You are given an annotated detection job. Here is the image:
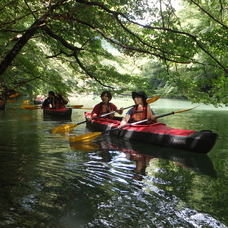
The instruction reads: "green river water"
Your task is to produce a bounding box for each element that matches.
[0,96,227,227]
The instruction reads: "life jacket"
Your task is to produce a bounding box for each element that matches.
[42,97,55,108]
[98,102,115,119]
[129,105,147,122]
[55,98,66,108]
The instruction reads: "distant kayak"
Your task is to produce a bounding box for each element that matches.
[34,98,44,104]
[43,108,72,118]
[9,92,20,99]
[86,114,218,154]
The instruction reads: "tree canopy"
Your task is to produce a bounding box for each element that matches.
[0,0,227,106]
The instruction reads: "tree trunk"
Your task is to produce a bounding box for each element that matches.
[0,0,67,77]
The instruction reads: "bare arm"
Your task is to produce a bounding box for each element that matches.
[147,106,157,122]
[119,113,131,127]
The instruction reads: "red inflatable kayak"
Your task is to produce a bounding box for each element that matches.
[85,114,218,154]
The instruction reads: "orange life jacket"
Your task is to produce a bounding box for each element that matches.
[130,105,147,122]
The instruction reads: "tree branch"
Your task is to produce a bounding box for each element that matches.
[74,54,114,89]
[0,0,17,12]
[75,0,227,72]
[42,26,113,88]
[114,13,193,61]
[42,26,82,53]
[188,0,228,30]
[1,11,38,28]
[121,19,228,73]
[54,14,191,64]
[0,0,68,77]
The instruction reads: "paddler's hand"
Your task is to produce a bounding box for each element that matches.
[86,113,94,121]
[117,107,124,115]
[118,119,127,128]
[148,116,157,124]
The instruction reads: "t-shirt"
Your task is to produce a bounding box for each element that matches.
[91,102,117,117]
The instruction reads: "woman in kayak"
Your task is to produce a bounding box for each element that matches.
[55,93,68,108]
[119,91,157,127]
[91,91,123,119]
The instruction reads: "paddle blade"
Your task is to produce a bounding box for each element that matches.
[70,142,101,152]
[52,123,77,134]
[146,95,160,104]
[7,99,16,103]
[20,104,39,110]
[71,105,83,109]
[69,132,102,143]
[174,106,199,114]
[22,100,30,104]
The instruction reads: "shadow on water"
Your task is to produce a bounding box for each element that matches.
[70,134,217,179]
[43,115,72,122]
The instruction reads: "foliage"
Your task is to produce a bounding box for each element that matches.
[0,0,227,106]
[140,0,228,106]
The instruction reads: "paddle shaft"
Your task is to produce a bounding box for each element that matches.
[102,118,149,134]
[156,112,174,118]
[73,104,138,125]
[100,96,160,118]
[102,110,188,135]
[100,104,134,117]
[71,108,133,126]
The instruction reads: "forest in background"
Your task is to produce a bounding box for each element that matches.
[0,0,227,106]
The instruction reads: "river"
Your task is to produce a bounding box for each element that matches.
[0,96,227,227]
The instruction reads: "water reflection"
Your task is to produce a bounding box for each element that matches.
[1,99,227,227]
[67,136,226,228]
[43,115,72,122]
[70,135,217,180]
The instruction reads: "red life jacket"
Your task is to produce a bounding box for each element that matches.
[97,102,116,119]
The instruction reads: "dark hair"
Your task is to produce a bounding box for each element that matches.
[56,93,63,100]
[101,91,112,100]
[132,91,148,106]
[48,91,55,96]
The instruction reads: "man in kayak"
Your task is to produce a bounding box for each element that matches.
[91,91,123,119]
[42,91,56,109]
[119,91,157,127]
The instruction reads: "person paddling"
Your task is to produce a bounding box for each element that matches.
[119,91,157,127]
[55,93,68,108]
[42,91,56,109]
[91,91,123,119]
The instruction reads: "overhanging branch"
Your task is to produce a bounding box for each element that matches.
[74,54,114,89]
[189,0,228,30]
[43,26,113,89]
[0,0,68,77]
[75,0,228,73]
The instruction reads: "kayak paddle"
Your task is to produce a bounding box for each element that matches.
[22,100,30,104]
[51,95,160,134]
[20,104,40,110]
[69,118,149,143]
[69,106,198,143]
[156,106,199,118]
[70,105,83,109]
